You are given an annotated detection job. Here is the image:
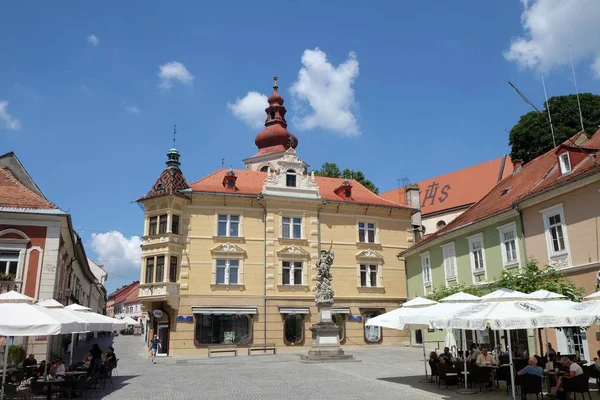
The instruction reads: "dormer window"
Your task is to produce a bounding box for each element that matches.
[223,168,237,189]
[559,153,571,175]
[270,111,276,120]
[227,180,235,188]
[286,169,296,187]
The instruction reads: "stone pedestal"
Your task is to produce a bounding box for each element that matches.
[301,305,355,362]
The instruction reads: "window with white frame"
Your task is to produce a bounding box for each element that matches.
[217,214,240,237]
[544,208,567,255]
[0,251,19,278]
[442,243,457,280]
[282,217,302,239]
[559,153,571,175]
[499,225,519,266]
[282,261,302,285]
[216,259,239,285]
[420,252,431,285]
[360,264,378,287]
[358,222,376,243]
[468,234,486,273]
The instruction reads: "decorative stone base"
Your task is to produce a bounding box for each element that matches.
[301,319,356,363]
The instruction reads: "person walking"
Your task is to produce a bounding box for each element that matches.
[149,334,161,364]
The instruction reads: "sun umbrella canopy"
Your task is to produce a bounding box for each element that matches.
[402,297,438,308]
[480,288,529,301]
[65,304,120,331]
[0,291,62,336]
[37,298,93,333]
[121,316,140,326]
[440,292,481,302]
[584,291,600,301]
[430,299,595,330]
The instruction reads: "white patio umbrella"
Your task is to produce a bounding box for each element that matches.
[0,291,83,399]
[365,297,439,382]
[122,316,139,326]
[430,291,596,400]
[65,304,127,331]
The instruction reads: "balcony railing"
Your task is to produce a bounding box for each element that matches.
[0,280,23,294]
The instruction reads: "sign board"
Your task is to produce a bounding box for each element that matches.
[152,309,163,318]
[133,325,142,336]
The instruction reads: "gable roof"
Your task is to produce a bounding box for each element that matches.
[124,290,139,305]
[0,167,57,210]
[113,281,139,305]
[380,155,513,216]
[402,130,600,256]
[188,168,413,209]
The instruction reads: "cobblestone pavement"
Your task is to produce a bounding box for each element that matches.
[91,335,530,399]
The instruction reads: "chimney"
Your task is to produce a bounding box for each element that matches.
[404,183,422,240]
[512,159,523,176]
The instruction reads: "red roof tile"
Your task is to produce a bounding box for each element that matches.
[405,131,600,253]
[0,168,57,209]
[124,290,139,304]
[189,169,412,209]
[381,156,513,215]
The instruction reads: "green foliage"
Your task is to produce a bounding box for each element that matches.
[0,273,14,281]
[495,259,584,301]
[427,282,487,302]
[7,345,26,365]
[509,93,600,164]
[313,162,379,194]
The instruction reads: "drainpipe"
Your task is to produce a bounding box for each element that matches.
[256,194,267,344]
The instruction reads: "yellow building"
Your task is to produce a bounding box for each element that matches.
[137,80,415,355]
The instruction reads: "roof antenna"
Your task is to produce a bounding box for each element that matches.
[172,124,177,147]
[541,75,556,147]
[569,45,585,133]
[221,157,225,168]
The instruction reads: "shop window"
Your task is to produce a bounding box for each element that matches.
[364,312,382,343]
[195,314,251,344]
[284,314,304,345]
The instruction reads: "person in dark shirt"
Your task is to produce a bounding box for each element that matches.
[149,334,161,364]
[87,344,103,376]
[22,354,37,368]
[104,347,117,368]
[438,347,453,363]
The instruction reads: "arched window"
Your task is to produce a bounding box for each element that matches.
[436,220,446,230]
[260,165,269,172]
[364,311,382,343]
[284,314,304,345]
[286,169,297,187]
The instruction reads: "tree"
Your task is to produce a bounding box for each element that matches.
[509,93,600,164]
[427,282,486,302]
[495,259,584,301]
[313,162,379,194]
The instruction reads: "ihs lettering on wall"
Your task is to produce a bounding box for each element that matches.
[422,181,451,207]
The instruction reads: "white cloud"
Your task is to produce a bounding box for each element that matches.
[227,91,268,128]
[125,104,141,115]
[290,48,360,136]
[0,101,21,131]
[504,0,600,77]
[158,61,194,91]
[87,34,100,47]
[89,231,142,271]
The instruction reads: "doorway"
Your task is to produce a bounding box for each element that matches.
[156,323,169,356]
[415,329,423,345]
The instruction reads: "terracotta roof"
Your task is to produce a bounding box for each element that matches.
[138,149,189,201]
[114,282,139,305]
[189,168,413,209]
[124,290,139,304]
[404,131,600,254]
[380,156,513,215]
[0,167,57,209]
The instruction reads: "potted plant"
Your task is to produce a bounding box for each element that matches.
[7,345,26,366]
[0,273,15,281]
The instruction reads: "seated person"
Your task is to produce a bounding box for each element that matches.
[517,357,543,377]
[429,351,439,362]
[438,347,453,363]
[54,358,65,378]
[554,356,583,393]
[34,360,46,377]
[467,344,481,364]
[476,347,496,366]
[104,347,117,368]
[518,344,528,359]
[22,354,37,368]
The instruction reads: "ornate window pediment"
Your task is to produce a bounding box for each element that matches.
[356,249,383,261]
[211,243,246,257]
[277,245,310,259]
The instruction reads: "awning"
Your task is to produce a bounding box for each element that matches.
[279,307,310,314]
[191,307,257,315]
[332,308,351,314]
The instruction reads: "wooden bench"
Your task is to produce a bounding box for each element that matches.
[207,344,238,357]
[247,343,277,356]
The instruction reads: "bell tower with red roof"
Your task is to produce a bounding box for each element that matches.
[243,77,306,172]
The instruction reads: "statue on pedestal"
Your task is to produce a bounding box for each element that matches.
[314,248,335,306]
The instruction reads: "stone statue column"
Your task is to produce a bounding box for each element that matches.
[302,248,354,362]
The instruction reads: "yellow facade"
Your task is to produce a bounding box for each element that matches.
[138,192,414,355]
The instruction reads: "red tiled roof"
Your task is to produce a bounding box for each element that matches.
[0,168,57,209]
[189,169,413,209]
[404,131,600,253]
[380,156,513,215]
[114,283,138,305]
[124,290,139,304]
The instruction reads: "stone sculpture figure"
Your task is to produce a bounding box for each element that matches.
[314,248,335,305]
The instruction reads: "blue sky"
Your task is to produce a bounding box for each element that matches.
[2,0,599,292]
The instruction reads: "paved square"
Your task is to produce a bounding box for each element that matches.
[92,335,525,399]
